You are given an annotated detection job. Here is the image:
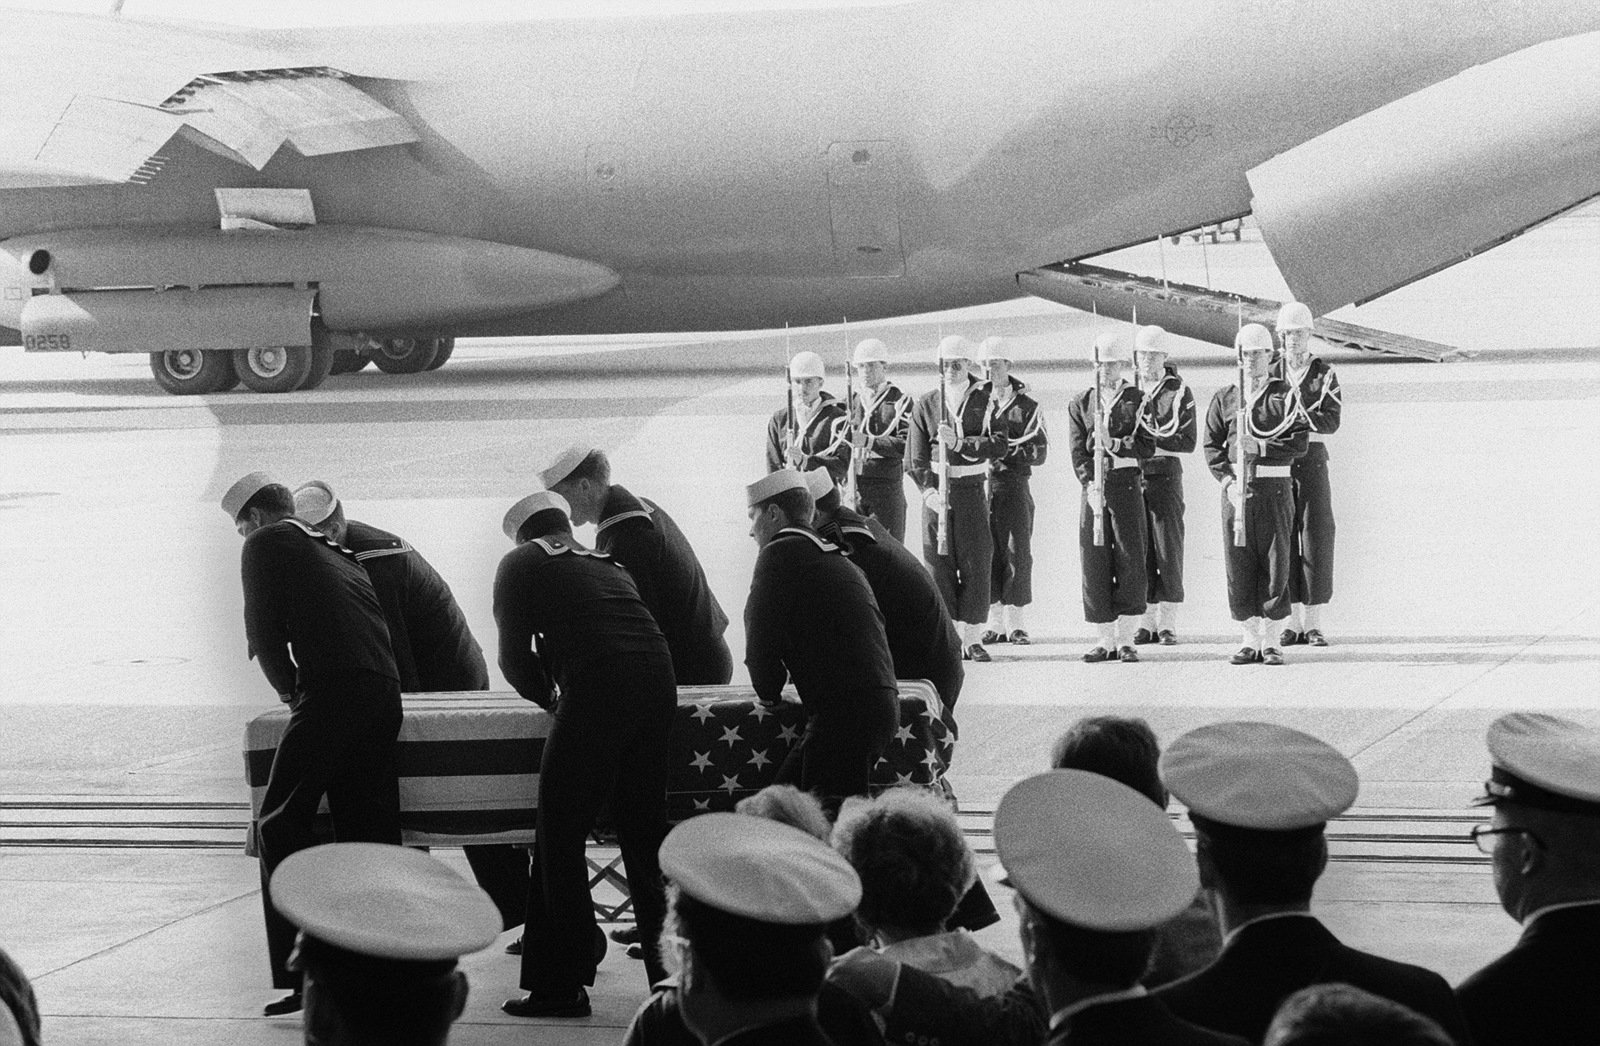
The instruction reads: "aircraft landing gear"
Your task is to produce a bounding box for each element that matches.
[233,345,334,393]
[372,337,440,374]
[148,349,239,395]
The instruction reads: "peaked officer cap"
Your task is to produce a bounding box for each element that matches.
[661,813,860,924]
[995,770,1198,931]
[851,338,889,366]
[1474,713,1600,815]
[221,471,282,520]
[537,444,594,489]
[788,351,826,380]
[292,480,339,526]
[1161,721,1358,831]
[747,469,808,507]
[271,843,500,962]
[502,490,571,540]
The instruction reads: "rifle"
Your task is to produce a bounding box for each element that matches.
[1091,349,1108,547]
[845,335,862,509]
[785,326,799,469]
[1233,342,1250,547]
[936,353,951,556]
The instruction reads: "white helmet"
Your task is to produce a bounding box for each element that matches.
[976,336,1012,364]
[937,335,976,363]
[1092,331,1131,364]
[851,338,889,366]
[1235,323,1276,354]
[788,350,826,380]
[1133,325,1171,357]
[1276,301,1314,333]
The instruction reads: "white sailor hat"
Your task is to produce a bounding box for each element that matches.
[1235,323,1276,354]
[975,336,1012,364]
[270,843,500,962]
[937,335,975,363]
[660,813,860,924]
[537,444,593,489]
[788,351,826,380]
[803,467,835,502]
[1092,331,1132,364]
[995,770,1197,931]
[747,469,808,508]
[851,338,889,366]
[1161,721,1358,831]
[292,480,339,526]
[1134,325,1173,357]
[1474,713,1600,815]
[502,490,571,540]
[221,471,281,520]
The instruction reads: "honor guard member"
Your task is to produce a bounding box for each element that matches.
[292,481,527,932]
[744,470,899,813]
[766,349,852,485]
[1156,722,1469,1045]
[222,472,403,1019]
[977,336,1048,647]
[269,843,500,1046]
[1458,713,1600,1046]
[1131,326,1196,646]
[905,335,1006,661]
[1067,332,1152,663]
[1203,324,1308,666]
[655,814,864,1046]
[537,445,734,685]
[494,491,677,1017]
[1275,302,1341,647]
[847,337,913,542]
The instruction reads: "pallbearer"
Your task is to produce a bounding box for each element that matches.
[765,349,851,484]
[1203,324,1309,666]
[1132,325,1196,646]
[976,336,1048,647]
[905,335,1005,662]
[1276,301,1341,648]
[1067,332,1151,663]
[847,337,913,542]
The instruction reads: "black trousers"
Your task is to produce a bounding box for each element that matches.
[920,478,992,625]
[988,475,1035,607]
[1289,442,1335,606]
[1221,476,1296,622]
[257,671,402,989]
[1079,469,1149,624]
[856,473,907,545]
[1142,458,1186,604]
[520,654,676,993]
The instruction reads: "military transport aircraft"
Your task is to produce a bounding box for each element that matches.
[1,0,1597,393]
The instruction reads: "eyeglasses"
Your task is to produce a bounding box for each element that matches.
[1469,824,1543,855]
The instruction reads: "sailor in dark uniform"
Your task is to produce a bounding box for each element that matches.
[1155,722,1469,1045]
[1458,713,1600,1046]
[1131,326,1196,647]
[291,481,527,930]
[846,337,912,543]
[1067,332,1151,663]
[905,336,1005,661]
[537,445,733,685]
[222,471,402,1018]
[1275,301,1342,648]
[1203,324,1309,666]
[976,336,1048,648]
[744,470,898,813]
[494,491,677,1018]
[766,350,852,485]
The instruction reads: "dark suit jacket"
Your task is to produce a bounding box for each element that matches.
[1457,902,1600,1046]
[1155,915,1470,1044]
[1045,993,1249,1046]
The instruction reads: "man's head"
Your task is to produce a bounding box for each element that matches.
[788,351,826,406]
[1091,332,1132,391]
[976,336,1013,389]
[937,335,974,388]
[222,472,294,537]
[745,470,812,546]
[293,480,348,545]
[1265,983,1454,1046]
[1235,324,1276,385]
[851,338,889,388]
[1161,722,1358,910]
[1050,715,1166,808]
[996,771,1198,1001]
[538,445,611,525]
[1133,325,1173,385]
[1472,713,1600,921]
[1276,301,1316,371]
[501,491,573,545]
[271,843,500,1046]
[659,813,861,1041]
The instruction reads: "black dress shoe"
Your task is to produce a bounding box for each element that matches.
[1118,645,1140,663]
[1261,647,1285,666]
[1229,646,1262,665]
[1132,627,1158,645]
[1305,628,1328,647]
[1082,646,1113,663]
[263,992,303,1017]
[1008,629,1031,646]
[609,924,641,945]
[502,988,591,1019]
[966,644,991,663]
[1158,629,1178,646]
[505,934,523,955]
[980,629,1006,644]
[1279,628,1304,646]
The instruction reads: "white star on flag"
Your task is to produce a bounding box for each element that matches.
[748,749,771,770]
[894,771,917,786]
[690,751,714,772]
[693,798,712,812]
[894,723,916,744]
[919,702,940,721]
[719,725,743,747]
[690,703,717,722]
[777,723,800,743]
[922,748,943,771]
[718,773,742,794]
[747,703,772,722]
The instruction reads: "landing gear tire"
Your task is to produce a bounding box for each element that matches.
[297,343,336,391]
[235,345,314,393]
[330,350,369,376]
[372,337,440,374]
[149,349,238,395]
[423,337,455,371]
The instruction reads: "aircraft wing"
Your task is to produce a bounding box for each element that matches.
[1249,30,1600,315]
[0,10,416,188]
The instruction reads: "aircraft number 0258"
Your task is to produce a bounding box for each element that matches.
[23,333,71,351]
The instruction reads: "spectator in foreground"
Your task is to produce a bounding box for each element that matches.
[0,944,40,1046]
[1265,983,1453,1046]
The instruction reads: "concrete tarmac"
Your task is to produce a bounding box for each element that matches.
[3,218,1599,1043]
